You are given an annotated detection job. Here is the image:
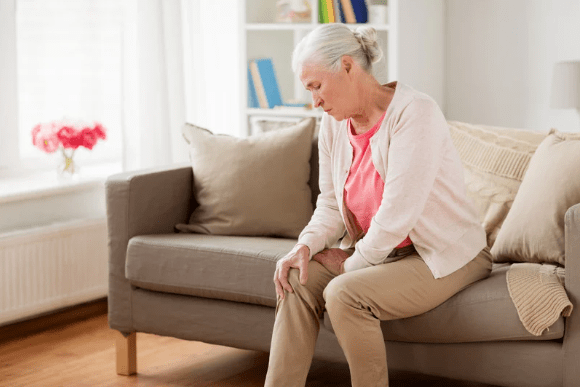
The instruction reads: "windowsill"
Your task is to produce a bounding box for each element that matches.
[0,161,123,204]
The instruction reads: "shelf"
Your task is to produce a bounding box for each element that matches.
[246,23,389,32]
[246,23,317,31]
[247,108,323,118]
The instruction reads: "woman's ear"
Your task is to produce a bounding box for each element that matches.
[342,55,353,73]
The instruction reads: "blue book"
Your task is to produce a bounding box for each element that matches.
[254,58,283,108]
[351,0,368,23]
[284,102,309,107]
[337,0,346,23]
[253,58,309,108]
[247,67,259,108]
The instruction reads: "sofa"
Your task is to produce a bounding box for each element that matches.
[106,119,580,387]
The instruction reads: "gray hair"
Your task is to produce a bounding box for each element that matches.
[292,24,383,75]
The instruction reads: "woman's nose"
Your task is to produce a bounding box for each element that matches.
[312,94,322,108]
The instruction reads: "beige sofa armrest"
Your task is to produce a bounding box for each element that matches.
[105,162,194,333]
[564,202,580,385]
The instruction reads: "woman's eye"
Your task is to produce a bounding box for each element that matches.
[306,84,320,92]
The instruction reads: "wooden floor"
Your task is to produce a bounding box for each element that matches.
[0,299,499,387]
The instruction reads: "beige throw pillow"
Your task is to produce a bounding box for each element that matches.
[175,118,316,238]
[448,121,547,248]
[253,118,320,137]
[490,128,580,266]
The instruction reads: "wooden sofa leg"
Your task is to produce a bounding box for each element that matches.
[115,331,137,375]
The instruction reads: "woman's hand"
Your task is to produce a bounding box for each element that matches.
[312,248,350,276]
[274,244,310,300]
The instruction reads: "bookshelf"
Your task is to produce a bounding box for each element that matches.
[240,0,445,136]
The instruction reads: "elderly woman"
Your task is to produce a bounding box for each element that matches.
[265,24,492,387]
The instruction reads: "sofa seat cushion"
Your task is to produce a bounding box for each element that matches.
[322,264,565,343]
[127,234,565,343]
[126,233,295,308]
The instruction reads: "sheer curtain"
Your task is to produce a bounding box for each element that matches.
[122,0,241,172]
[181,1,242,137]
[121,0,186,172]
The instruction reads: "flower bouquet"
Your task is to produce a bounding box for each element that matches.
[31,118,107,176]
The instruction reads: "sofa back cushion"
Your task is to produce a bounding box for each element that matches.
[447,121,547,248]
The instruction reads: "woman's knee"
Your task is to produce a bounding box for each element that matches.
[322,275,351,307]
[286,266,303,288]
[286,259,330,293]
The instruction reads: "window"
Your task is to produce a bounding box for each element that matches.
[2,0,124,176]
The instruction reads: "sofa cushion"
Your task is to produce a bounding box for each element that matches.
[127,234,564,343]
[126,233,294,308]
[447,121,547,249]
[175,117,316,239]
[323,264,564,343]
[491,128,580,266]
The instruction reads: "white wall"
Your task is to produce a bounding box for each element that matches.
[445,0,580,133]
[396,0,445,110]
[0,0,20,168]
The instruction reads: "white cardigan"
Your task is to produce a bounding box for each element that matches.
[297,81,487,279]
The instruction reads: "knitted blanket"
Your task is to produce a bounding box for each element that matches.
[506,263,573,336]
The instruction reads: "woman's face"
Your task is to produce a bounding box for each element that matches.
[299,59,353,121]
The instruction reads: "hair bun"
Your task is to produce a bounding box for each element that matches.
[292,23,383,75]
[353,26,382,64]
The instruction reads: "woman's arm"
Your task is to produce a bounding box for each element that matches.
[343,97,448,272]
[297,114,347,260]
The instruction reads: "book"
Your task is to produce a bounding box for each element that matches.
[321,0,335,23]
[283,102,311,107]
[319,0,328,23]
[335,0,345,22]
[250,58,306,109]
[249,61,269,109]
[247,67,259,108]
[255,58,283,108]
[351,0,368,23]
[339,0,356,23]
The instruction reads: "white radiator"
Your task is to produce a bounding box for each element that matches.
[0,217,108,326]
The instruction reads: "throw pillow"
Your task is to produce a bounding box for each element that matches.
[490,128,580,266]
[253,117,320,137]
[448,121,547,248]
[175,117,316,238]
[250,118,322,208]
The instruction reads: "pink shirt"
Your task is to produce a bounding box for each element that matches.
[344,112,413,249]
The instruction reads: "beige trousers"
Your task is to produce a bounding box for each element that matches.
[264,244,493,387]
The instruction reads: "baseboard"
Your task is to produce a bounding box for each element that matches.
[0,297,108,344]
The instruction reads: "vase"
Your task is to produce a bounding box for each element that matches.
[57,148,79,178]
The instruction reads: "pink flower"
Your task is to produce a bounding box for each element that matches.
[31,123,60,153]
[80,127,97,150]
[92,123,107,140]
[31,119,108,154]
[57,126,83,149]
